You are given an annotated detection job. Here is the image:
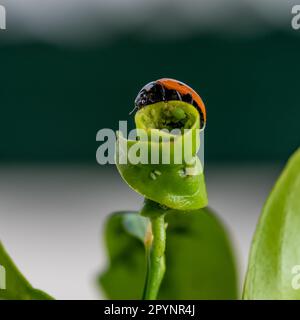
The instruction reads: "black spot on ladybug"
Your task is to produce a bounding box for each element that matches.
[164,89,181,102]
[181,93,194,105]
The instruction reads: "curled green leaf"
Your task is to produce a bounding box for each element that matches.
[116,101,207,210]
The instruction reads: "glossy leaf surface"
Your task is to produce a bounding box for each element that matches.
[243,149,300,299]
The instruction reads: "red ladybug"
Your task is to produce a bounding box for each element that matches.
[134,78,206,128]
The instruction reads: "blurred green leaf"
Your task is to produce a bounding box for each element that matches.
[160,209,238,299]
[99,212,146,299]
[99,208,238,299]
[243,148,300,299]
[0,241,53,300]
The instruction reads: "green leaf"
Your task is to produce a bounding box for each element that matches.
[99,212,147,299]
[243,148,300,299]
[116,101,208,211]
[99,208,238,299]
[0,241,53,300]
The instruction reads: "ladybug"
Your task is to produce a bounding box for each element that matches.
[134,78,206,129]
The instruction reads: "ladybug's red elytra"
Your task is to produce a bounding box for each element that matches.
[134,78,206,129]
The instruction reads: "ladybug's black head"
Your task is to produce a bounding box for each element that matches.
[134,81,164,110]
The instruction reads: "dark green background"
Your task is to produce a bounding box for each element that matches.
[1,31,299,163]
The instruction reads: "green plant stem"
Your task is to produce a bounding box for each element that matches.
[142,213,166,300]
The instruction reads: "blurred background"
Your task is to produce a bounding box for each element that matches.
[0,0,299,299]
